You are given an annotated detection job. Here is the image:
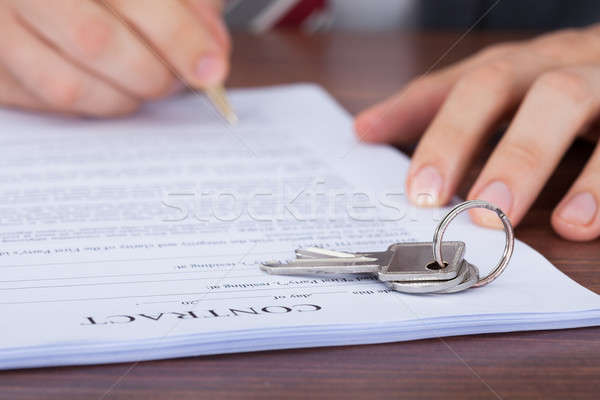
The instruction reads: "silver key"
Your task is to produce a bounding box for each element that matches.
[364,242,464,281]
[260,200,515,295]
[295,247,357,259]
[385,259,471,294]
[261,241,465,281]
[261,255,381,275]
[390,260,479,294]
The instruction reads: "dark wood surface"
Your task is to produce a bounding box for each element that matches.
[1,32,599,400]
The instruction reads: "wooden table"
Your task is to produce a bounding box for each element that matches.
[2,32,599,400]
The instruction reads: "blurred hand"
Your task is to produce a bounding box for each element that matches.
[355,25,600,242]
[0,0,230,116]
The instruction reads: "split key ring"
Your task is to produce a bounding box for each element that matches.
[432,200,515,288]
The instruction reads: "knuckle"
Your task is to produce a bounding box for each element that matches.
[123,48,174,99]
[405,74,448,97]
[405,76,434,93]
[569,30,600,63]
[477,42,518,60]
[420,119,471,152]
[530,29,586,61]
[431,119,473,149]
[469,61,513,86]
[586,23,600,37]
[73,15,114,59]
[549,28,582,42]
[457,61,515,99]
[135,64,174,99]
[40,76,84,109]
[501,139,544,171]
[534,29,580,46]
[412,145,447,170]
[163,19,198,51]
[535,69,593,106]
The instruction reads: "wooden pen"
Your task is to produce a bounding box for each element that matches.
[205,85,238,125]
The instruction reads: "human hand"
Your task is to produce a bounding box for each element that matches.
[0,0,230,116]
[355,26,600,241]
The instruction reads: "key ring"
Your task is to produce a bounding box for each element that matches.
[432,200,514,287]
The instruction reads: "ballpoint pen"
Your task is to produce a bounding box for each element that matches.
[205,85,238,125]
[95,1,238,125]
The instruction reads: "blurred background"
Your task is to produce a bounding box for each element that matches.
[224,0,600,33]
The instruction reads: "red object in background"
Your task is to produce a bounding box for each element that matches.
[276,0,328,28]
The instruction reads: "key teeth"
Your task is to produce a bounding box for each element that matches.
[260,260,285,274]
[262,260,285,267]
[294,251,308,259]
[295,247,356,259]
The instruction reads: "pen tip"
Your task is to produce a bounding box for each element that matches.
[205,85,238,126]
[225,110,239,126]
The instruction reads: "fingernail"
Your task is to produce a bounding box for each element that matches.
[195,55,226,86]
[409,166,443,206]
[558,192,597,226]
[471,181,512,228]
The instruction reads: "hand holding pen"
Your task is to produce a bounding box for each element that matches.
[0,0,234,120]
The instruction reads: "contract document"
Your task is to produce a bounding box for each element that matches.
[1,84,599,370]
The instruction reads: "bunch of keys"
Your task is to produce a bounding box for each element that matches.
[261,200,514,294]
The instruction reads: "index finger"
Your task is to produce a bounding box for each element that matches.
[103,0,229,88]
[354,43,520,145]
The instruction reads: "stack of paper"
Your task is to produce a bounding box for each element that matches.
[0,85,598,370]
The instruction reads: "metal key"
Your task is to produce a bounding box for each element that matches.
[296,242,465,281]
[260,200,515,294]
[366,242,464,281]
[261,241,465,281]
[389,260,480,294]
[385,259,471,294]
